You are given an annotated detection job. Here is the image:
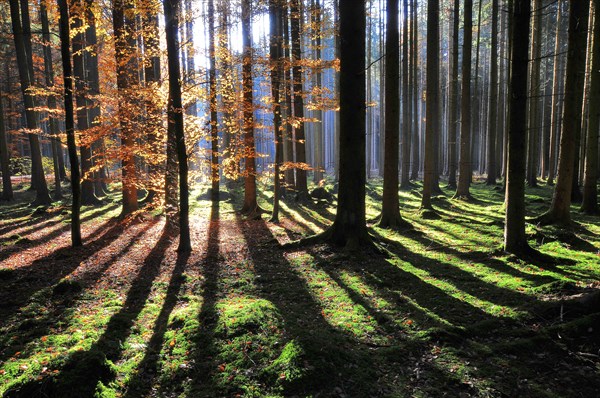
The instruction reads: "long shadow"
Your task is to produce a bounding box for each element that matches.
[0,218,124,328]
[0,203,120,264]
[171,200,221,396]
[123,249,190,398]
[237,217,393,396]
[0,220,160,364]
[5,227,174,397]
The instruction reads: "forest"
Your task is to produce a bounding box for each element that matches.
[0,0,599,396]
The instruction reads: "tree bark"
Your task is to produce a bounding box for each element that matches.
[581,0,600,215]
[57,0,82,247]
[486,0,499,184]
[422,0,440,210]
[526,0,542,187]
[536,0,589,226]
[0,88,12,201]
[208,0,219,200]
[504,0,530,254]
[455,0,473,199]
[410,0,420,181]
[9,0,52,205]
[163,0,191,251]
[447,0,460,188]
[400,0,411,189]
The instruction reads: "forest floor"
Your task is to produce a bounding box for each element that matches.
[0,178,599,398]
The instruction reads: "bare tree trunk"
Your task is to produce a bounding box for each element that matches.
[269,0,284,222]
[504,0,531,254]
[9,0,51,205]
[581,0,600,214]
[313,0,324,183]
[0,88,12,201]
[455,0,473,199]
[163,0,191,251]
[526,0,542,187]
[410,0,420,181]
[486,0,499,184]
[447,0,459,188]
[290,0,308,196]
[421,0,439,210]
[536,0,589,226]
[57,0,82,246]
[283,2,296,187]
[400,0,411,188]
[208,0,219,199]
[547,3,563,186]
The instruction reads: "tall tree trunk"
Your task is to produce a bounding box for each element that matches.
[313,0,324,183]
[163,0,191,252]
[57,0,82,247]
[410,0,420,181]
[526,0,542,187]
[486,0,499,184]
[269,0,284,222]
[581,0,600,215]
[40,2,62,199]
[0,89,12,201]
[333,0,340,182]
[504,0,531,254]
[113,0,139,216]
[422,0,439,210]
[283,1,296,187]
[72,1,99,205]
[400,0,411,188]
[184,0,196,116]
[455,0,473,199]
[240,0,262,217]
[208,0,219,199]
[8,0,52,205]
[447,0,460,188]
[290,0,308,196]
[379,0,409,228]
[470,0,483,175]
[536,0,589,226]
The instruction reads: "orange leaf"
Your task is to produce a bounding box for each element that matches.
[169,340,176,347]
[218,363,226,372]
[41,336,48,342]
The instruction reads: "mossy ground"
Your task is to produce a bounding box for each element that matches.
[0,178,599,397]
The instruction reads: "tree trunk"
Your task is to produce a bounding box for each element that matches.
[240,0,261,217]
[290,0,308,196]
[526,0,542,187]
[0,88,12,201]
[455,0,473,198]
[447,0,459,188]
[400,0,411,189]
[8,0,52,205]
[537,0,589,226]
[163,0,191,252]
[410,0,420,181]
[72,2,99,205]
[581,0,600,214]
[208,0,219,200]
[269,0,284,222]
[283,2,296,187]
[486,0,499,184]
[113,0,139,216]
[504,0,530,254]
[422,0,439,210]
[379,0,409,228]
[40,2,62,199]
[547,3,563,186]
[57,0,82,247]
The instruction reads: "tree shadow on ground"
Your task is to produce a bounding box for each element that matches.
[4,225,174,397]
[0,219,160,365]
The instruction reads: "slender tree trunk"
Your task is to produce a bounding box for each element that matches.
[283,1,296,187]
[504,0,531,254]
[113,0,139,216]
[536,0,589,226]
[333,0,340,182]
[379,0,409,228]
[410,0,420,181]
[9,0,52,205]
[240,0,262,217]
[208,0,219,199]
[163,0,191,251]
[0,89,12,201]
[455,0,473,198]
[422,0,439,210]
[72,2,99,205]
[290,0,308,196]
[40,2,62,199]
[486,0,499,184]
[269,0,284,222]
[447,0,460,188]
[581,0,600,214]
[526,0,542,187]
[313,0,324,183]
[400,0,411,188]
[57,0,82,247]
